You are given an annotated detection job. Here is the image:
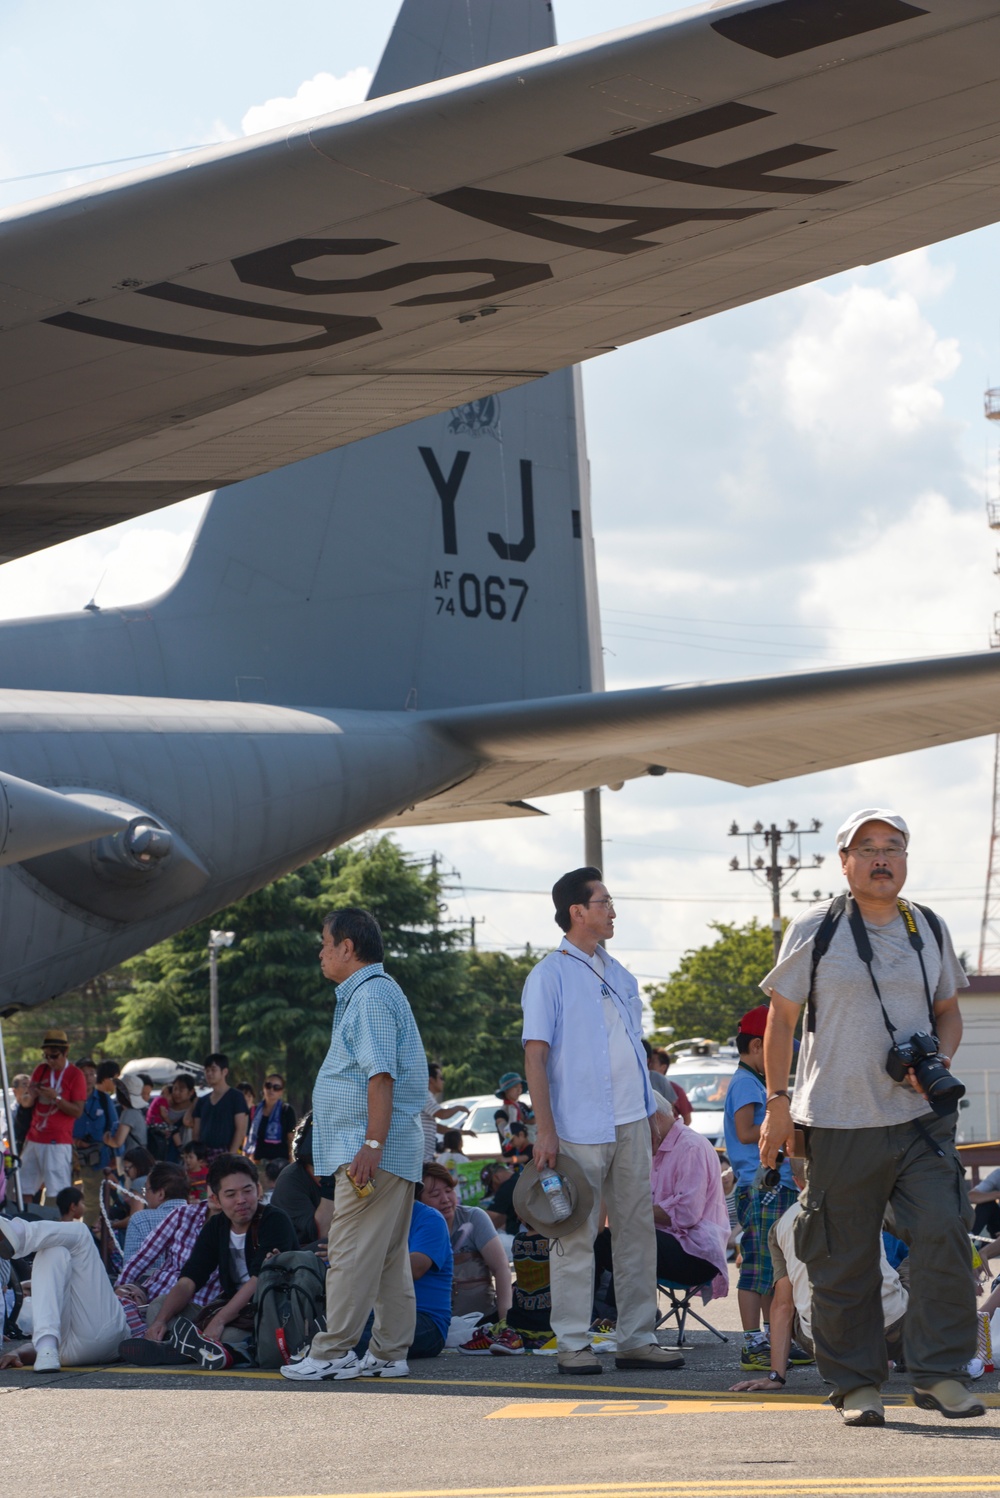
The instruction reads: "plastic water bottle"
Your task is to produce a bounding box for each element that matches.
[539,1170,571,1221]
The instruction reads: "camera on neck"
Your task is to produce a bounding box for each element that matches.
[885,1031,964,1116]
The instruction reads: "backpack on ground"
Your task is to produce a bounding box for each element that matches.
[254,1250,326,1367]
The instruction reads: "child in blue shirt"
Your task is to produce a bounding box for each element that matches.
[723,1004,808,1373]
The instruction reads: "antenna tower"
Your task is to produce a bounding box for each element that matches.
[978,384,1000,973]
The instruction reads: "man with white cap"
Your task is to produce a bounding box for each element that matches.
[759,809,980,1426]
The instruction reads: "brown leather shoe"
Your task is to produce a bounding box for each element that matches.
[557,1348,603,1375]
[615,1343,685,1371]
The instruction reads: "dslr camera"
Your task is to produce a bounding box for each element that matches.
[885,1031,965,1115]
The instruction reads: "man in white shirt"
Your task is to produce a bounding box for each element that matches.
[522,865,682,1376]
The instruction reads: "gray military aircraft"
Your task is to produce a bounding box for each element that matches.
[3,0,1000,1016]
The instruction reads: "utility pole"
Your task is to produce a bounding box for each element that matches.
[583,787,603,870]
[979,382,1000,972]
[207,928,235,1052]
[729,820,825,964]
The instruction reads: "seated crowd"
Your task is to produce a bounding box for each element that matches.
[1,1035,993,1386]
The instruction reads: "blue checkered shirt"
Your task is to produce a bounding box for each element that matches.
[312,963,427,1184]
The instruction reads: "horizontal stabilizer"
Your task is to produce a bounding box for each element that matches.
[380,798,545,828]
[0,771,130,866]
[414,650,1000,809]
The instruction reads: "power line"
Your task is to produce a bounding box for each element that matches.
[603,606,984,643]
[458,883,983,903]
[0,143,222,187]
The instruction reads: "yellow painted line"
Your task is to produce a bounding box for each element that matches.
[249,1483,1000,1498]
[41,1366,1000,1414]
[488,1399,823,1417]
[48,1367,827,1399]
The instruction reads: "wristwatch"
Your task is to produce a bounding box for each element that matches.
[363,1138,383,1150]
[767,1369,786,1384]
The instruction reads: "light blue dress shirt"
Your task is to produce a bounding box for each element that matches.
[521,944,655,1145]
[312,963,428,1184]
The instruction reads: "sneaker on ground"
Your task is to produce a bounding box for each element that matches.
[519,1329,554,1353]
[489,1324,525,1356]
[358,1351,409,1378]
[839,1385,885,1427]
[117,1336,191,1367]
[740,1342,770,1372]
[32,1345,61,1373]
[458,1325,496,1355]
[967,1357,987,1381]
[788,1340,815,1366]
[280,1350,361,1382]
[589,1318,616,1335]
[166,1316,233,1371]
[913,1379,986,1419]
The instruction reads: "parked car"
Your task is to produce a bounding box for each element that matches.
[438,1092,532,1160]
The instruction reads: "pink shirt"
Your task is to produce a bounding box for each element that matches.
[649,1122,730,1300]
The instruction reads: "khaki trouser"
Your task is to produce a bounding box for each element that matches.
[796,1111,975,1399]
[551,1118,657,1355]
[310,1166,416,1363]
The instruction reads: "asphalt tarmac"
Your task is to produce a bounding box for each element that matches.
[3,1280,999,1498]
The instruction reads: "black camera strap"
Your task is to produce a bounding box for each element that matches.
[844,895,937,1045]
[806,893,942,1033]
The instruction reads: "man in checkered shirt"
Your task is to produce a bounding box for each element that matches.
[117,1196,221,1322]
[282,907,427,1384]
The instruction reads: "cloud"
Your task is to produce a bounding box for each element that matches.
[241,68,373,136]
[0,495,207,621]
[750,279,961,453]
[798,490,993,664]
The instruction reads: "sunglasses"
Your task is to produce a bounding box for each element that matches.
[264,1081,284,1091]
[42,1047,66,1058]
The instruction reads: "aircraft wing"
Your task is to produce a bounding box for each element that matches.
[4,0,1000,558]
[402,651,1000,817]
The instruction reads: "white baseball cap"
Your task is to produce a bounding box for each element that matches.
[836,808,910,852]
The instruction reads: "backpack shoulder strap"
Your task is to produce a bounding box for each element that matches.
[806,894,848,1034]
[912,902,944,955]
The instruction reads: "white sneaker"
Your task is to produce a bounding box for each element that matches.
[279,1351,361,1382]
[33,1345,61,1373]
[358,1350,409,1378]
[967,1357,986,1381]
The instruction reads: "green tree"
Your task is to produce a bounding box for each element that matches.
[646,918,777,1044]
[105,858,331,1108]
[318,836,467,1058]
[1,972,126,1078]
[101,835,469,1109]
[442,947,537,1096]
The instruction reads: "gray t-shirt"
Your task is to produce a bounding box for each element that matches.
[450,1203,501,1316]
[761,899,967,1129]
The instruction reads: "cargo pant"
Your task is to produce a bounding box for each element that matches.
[795,1110,975,1400]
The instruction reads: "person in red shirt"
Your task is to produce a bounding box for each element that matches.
[21,1029,86,1203]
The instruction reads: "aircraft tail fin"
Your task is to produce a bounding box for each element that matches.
[367,0,557,100]
[148,361,603,711]
[0,0,603,714]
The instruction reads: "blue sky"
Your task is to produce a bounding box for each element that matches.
[3,1,1000,982]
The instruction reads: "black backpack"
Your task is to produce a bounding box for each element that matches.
[254,1250,326,1367]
